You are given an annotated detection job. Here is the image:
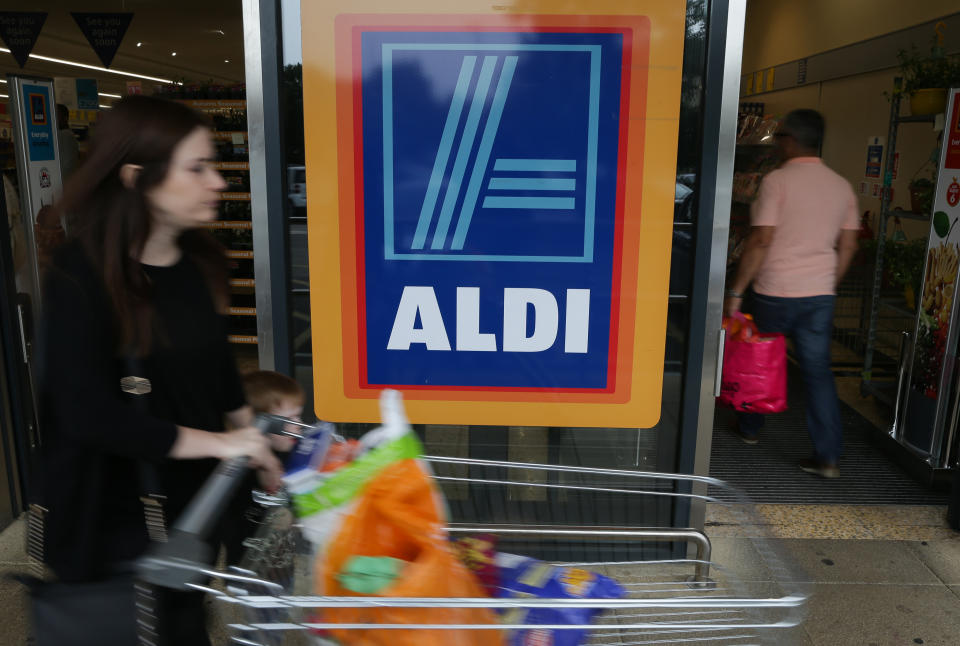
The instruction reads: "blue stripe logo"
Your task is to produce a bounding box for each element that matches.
[380,43,603,263]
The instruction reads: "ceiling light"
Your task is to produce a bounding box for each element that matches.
[0,94,8,99]
[98,92,121,99]
[0,47,178,84]
[136,42,142,47]
[224,59,230,63]
[99,104,110,109]
[171,52,177,57]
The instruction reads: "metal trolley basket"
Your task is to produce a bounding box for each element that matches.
[163,453,811,646]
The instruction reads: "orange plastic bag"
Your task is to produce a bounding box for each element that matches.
[317,459,503,646]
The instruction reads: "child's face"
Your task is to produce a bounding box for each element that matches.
[269,397,304,452]
[272,397,303,422]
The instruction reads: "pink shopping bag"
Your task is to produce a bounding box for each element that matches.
[717,314,787,414]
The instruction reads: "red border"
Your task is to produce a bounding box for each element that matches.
[29,93,48,125]
[349,23,636,394]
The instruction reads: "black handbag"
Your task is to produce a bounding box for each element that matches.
[22,566,141,646]
[23,357,165,646]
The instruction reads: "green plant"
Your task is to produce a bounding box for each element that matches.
[886,238,927,296]
[894,43,960,95]
[909,177,936,215]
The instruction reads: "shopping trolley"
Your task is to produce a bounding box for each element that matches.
[137,420,810,646]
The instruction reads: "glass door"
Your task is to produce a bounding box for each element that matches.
[245,0,743,537]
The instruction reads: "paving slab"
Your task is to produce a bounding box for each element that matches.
[802,583,960,646]
[777,539,941,585]
[909,538,960,585]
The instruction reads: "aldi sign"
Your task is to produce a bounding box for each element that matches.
[304,8,685,427]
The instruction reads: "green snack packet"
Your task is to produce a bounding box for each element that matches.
[337,556,408,594]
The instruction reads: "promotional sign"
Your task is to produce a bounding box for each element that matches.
[304,3,685,426]
[71,12,133,68]
[865,136,883,179]
[54,77,99,110]
[22,84,55,162]
[902,88,960,461]
[0,12,46,68]
[76,78,99,109]
[8,76,63,324]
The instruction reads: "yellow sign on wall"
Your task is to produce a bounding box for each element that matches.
[302,1,686,427]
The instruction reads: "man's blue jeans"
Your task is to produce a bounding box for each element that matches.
[738,293,843,464]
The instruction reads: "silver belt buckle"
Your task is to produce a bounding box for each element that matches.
[120,375,152,395]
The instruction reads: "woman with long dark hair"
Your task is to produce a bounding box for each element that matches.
[37,95,281,644]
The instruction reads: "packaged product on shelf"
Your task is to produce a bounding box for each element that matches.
[736,112,781,146]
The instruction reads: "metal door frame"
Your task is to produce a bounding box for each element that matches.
[0,169,34,515]
[242,0,293,374]
[674,0,746,529]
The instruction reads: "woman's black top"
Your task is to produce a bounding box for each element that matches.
[39,242,245,582]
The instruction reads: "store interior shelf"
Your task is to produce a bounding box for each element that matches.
[178,99,247,109]
[861,378,897,407]
[213,131,247,141]
[879,297,917,318]
[228,335,258,345]
[884,210,929,221]
[226,250,254,259]
[214,161,250,171]
[202,220,251,230]
[894,114,938,124]
[229,307,257,316]
[221,192,251,201]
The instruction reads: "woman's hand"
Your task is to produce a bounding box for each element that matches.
[170,425,284,492]
[219,427,284,492]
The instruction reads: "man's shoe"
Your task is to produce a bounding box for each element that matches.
[730,422,759,445]
[799,458,840,479]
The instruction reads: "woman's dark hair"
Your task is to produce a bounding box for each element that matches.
[58,95,229,353]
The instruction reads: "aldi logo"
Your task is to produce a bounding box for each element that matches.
[306,11,683,427]
[381,43,606,263]
[360,29,624,391]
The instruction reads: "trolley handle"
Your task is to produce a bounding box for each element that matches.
[173,414,274,537]
[137,414,297,589]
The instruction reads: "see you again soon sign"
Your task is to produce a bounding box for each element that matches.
[304,5,686,428]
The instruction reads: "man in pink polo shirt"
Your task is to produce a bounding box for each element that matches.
[724,109,860,478]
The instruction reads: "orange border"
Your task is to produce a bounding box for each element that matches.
[304,1,685,426]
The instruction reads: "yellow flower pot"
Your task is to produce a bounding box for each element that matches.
[905,284,916,310]
[910,88,948,116]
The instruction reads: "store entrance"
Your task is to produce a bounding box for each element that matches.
[711,4,960,500]
[0,2,263,513]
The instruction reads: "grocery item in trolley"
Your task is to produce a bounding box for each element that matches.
[286,390,433,551]
[496,553,626,646]
[316,457,502,646]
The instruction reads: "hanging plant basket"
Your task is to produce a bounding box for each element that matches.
[910,88,948,116]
